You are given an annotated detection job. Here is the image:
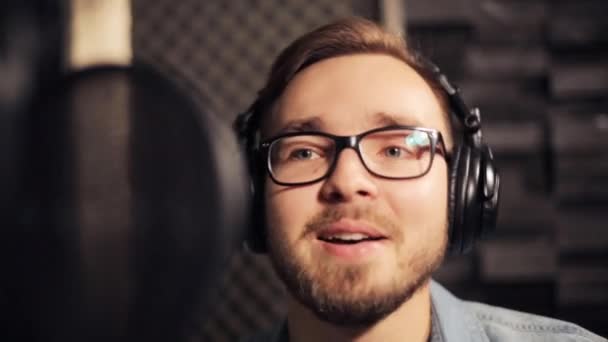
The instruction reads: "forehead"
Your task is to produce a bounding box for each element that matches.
[265,54,449,140]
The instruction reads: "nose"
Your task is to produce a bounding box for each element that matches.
[319,148,378,203]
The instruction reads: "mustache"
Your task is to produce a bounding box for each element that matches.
[303,206,401,239]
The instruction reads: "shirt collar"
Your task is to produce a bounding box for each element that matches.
[430,280,489,342]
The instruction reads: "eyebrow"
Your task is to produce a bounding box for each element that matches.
[276,116,323,135]
[369,111,425,127]
[274,112,425,136]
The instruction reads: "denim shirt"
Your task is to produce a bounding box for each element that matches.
[243,281,606,342]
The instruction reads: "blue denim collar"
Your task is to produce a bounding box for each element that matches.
[430,280,489,342]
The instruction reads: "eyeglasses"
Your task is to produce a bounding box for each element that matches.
[259,125,448,186]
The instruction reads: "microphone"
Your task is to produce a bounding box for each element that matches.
[1,1,249,341]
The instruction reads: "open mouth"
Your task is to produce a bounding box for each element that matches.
[316,228,389,259]
[318,233,386,245]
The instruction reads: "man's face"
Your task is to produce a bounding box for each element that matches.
[262,54,450,325]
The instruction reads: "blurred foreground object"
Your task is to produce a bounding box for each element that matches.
[0,1,249,341]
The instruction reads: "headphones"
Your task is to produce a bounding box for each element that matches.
[235,58,500,255]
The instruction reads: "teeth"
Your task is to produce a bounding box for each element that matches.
[326,233,369,241]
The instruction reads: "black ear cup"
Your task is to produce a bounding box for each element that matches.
[448,140,500,255]
[234,111,268,253]
[449,143,482,254]
[448,143,464,254]
[479,145,500,239]
[460,145,484,254]
[246,161,269,253]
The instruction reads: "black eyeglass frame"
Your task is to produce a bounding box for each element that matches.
[259,125,450,186]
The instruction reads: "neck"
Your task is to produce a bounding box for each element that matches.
[287,280,432,342]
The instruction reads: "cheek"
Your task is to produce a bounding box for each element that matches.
[264,180,320,243]
[385,166,449,228]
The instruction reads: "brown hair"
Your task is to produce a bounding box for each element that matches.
[236,16,450,148]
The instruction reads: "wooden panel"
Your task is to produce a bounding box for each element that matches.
[465,45,547,79]
[482,282,556,317]
[550,59,608,100]
[554,156,608,203]
[434,254,475,284]
[494,161,554,232]
[551,111,608,203]
[478,237,557,282]
[551,111,608,153]
[558,265,608,306]
[550,0,608,47]
[470,0,548,44]
[458,79,547,120]
[408,24,472,80]
[557,208,608,254]
[406,0,473,24]
[351,0,380,20]
[483,120,544,155]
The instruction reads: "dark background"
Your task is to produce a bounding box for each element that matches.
[132,0,608,340]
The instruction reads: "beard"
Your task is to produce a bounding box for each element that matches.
[266,206,447,327]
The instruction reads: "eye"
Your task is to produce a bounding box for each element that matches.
[383,146,411,158]
[289,148,320,160]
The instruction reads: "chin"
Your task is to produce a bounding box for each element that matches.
[272,247,433,327]
[266,214,449,327]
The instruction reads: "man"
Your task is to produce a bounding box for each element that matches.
[234,17,605,342]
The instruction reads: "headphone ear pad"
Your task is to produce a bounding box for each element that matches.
[479,146,500,239]
[244,159,268,253]
[448,143,465,254]
[461,147,484,252]
[449,142,500,255]
[449,143,483,255]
